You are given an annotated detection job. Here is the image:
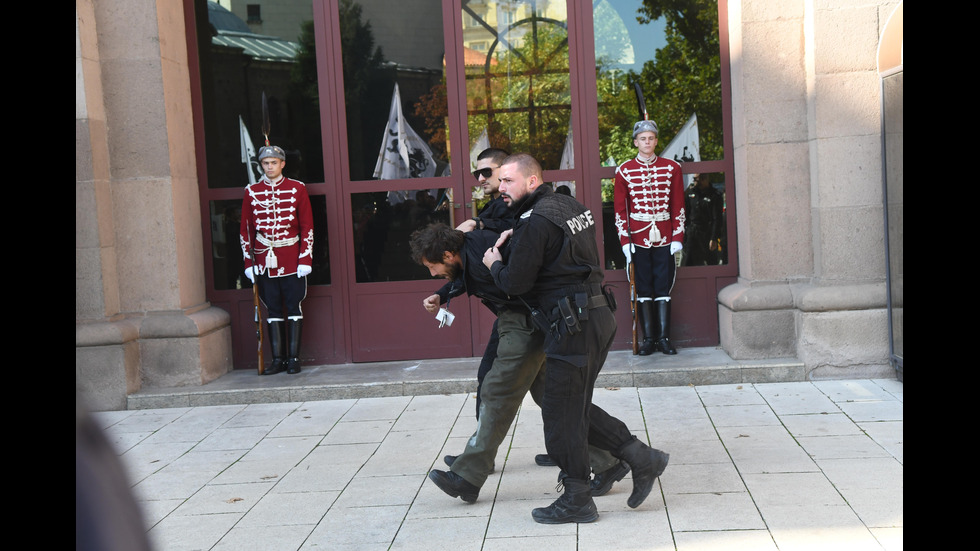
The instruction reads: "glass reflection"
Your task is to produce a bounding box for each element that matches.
[352,189,454,282]
[593,0,722,166]
[681,172,727,266]
[461,0,572,171]
[338,0,451,181]
[601,172,728,270]
[198,0,324,188]
[211,195,331,290]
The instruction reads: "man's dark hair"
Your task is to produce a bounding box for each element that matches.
[477,148,510,165]
[500,152,542,180]
[409,223,465,265]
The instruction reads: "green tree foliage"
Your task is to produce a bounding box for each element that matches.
[637,0,722,161]
[598,0,722,165]
[336,0,393,180]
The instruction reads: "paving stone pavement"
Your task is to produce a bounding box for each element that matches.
[89,378,903,551]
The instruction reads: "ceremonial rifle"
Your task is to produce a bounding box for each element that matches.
[626,82,649,355]
[250,92,273,373]
[247,219,264,375]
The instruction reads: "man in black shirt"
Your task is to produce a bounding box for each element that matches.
[411,224,544,503]
[484,153,669,524]
[412,224,629,504]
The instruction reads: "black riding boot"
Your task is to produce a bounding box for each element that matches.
[637,301,658,355]
[286,319,303,374]
[656,300,677,355]
[531,476,598,524]
[264,320,286,375]
[617,438,670,508]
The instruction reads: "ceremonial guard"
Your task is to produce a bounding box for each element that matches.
[614,119,686,355]
[240,144,314,374]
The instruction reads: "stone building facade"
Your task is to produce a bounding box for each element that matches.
[76,0,903,411]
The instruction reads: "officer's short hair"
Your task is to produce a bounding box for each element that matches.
[500,153,542,180]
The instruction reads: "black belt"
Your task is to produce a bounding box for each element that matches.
[586,294,607,309]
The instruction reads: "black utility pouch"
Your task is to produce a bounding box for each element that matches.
[557,297,582,335]
[574,292,590,322]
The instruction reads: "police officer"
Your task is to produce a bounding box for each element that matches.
[239,145,314,375]
[484,153,669,524]
[413,224,628,504]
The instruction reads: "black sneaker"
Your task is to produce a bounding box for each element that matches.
[428,469,480,503]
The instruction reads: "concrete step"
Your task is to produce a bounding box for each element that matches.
[127,347,805,410]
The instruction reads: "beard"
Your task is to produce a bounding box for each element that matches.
[504,193,530,212]
[443,261,462,281]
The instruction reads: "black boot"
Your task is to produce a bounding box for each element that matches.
[591,461,630,497]
[263,321,286,375]
[531,476,598,524]
[637,301,658,355]
[656,300,677,355]
[443,454,494,474]
[428,469,480,503]
[535,454,557,467]
[618,438,669,508]
[286,319,303,374]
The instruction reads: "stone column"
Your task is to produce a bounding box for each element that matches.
[76,0,232,411]
[720,0,895,378]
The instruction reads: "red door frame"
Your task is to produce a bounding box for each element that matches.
[190,0,738,369]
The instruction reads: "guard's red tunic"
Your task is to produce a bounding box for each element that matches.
[613,156,686,249]
[239,175,314,277]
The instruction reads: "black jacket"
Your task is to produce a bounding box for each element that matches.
[475,196,516,234]
[435,229,521,315]
[489,186,603,307]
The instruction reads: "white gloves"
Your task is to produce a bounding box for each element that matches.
[622,244,634,265]
[624,242,683,262]
[245,266,312,281]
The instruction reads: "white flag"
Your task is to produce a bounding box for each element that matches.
[469,127,490,172]
[239,115,261,186]
[660,113,700,163]
[552,126,576,197]
[660,113,699,187]
[373,83,437,180]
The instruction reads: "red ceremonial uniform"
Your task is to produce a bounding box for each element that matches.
[613,156,686,249]
[240,175,314,277]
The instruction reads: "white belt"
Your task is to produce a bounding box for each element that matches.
[256,233,299,248]
[630,212,669,222]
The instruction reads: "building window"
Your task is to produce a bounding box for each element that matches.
[246,4,262,24]
[593,0,729,269]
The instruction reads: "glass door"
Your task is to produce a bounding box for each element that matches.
[332,0,476,361]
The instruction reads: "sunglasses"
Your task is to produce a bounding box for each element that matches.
[472,167,496,179]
